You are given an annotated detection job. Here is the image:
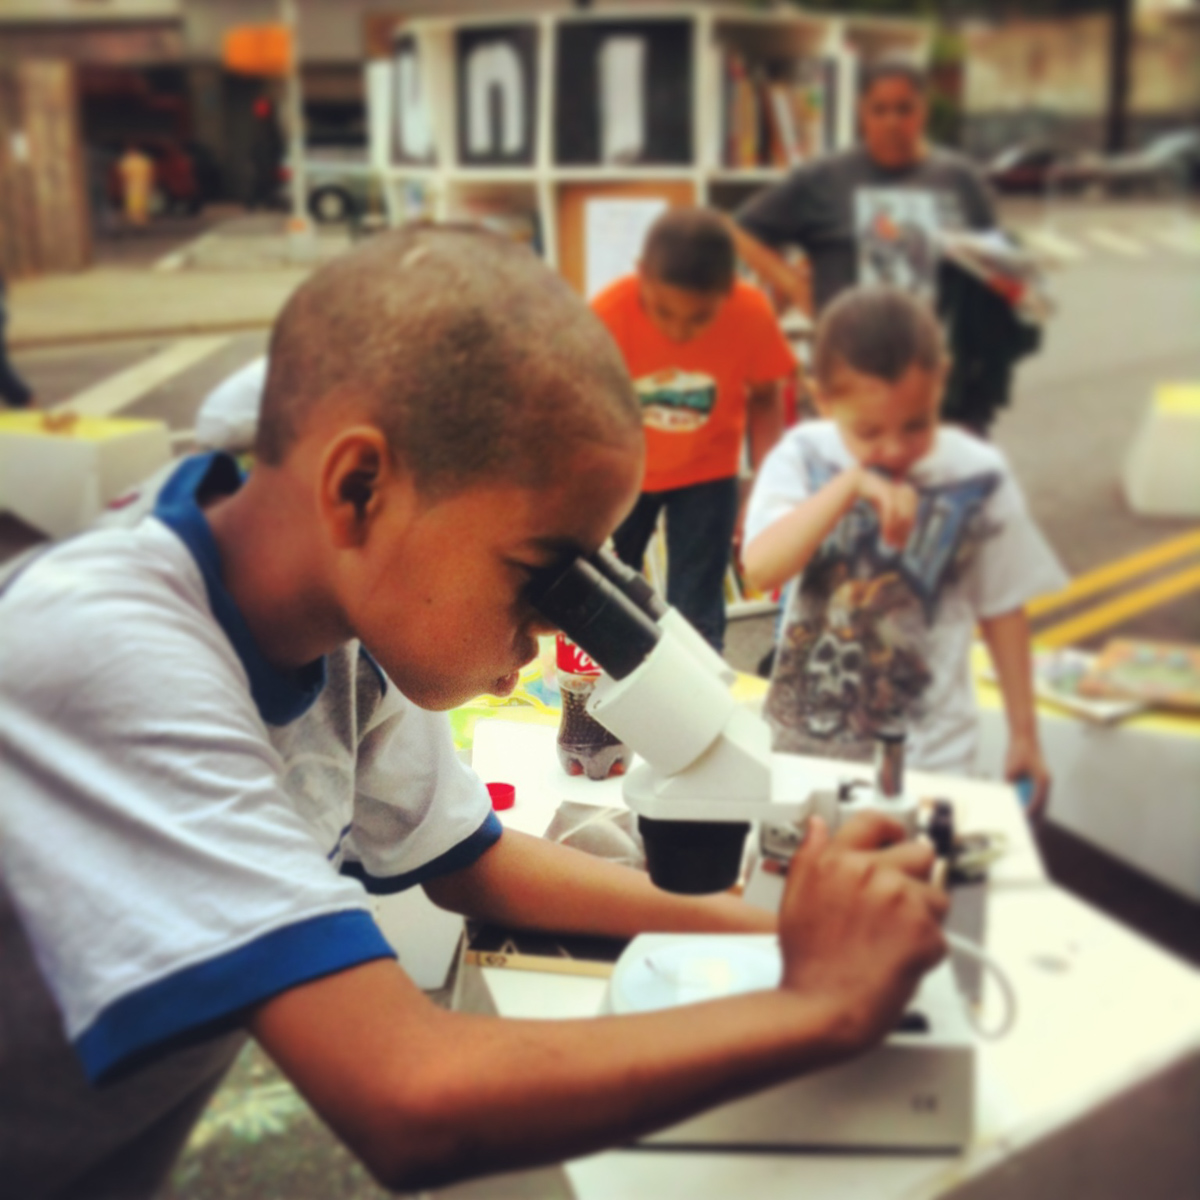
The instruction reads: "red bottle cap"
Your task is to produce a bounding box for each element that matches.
[486,781,516,811]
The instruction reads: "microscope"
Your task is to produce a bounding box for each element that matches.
[527,549,980,1151]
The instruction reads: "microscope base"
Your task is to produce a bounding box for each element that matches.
[608,935,975,1152]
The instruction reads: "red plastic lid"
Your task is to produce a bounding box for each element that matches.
[486,781,515,811]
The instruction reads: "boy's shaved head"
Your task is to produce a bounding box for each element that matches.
[257,224,640,496]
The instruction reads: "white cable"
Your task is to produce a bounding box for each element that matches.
[945,931,1018,1040]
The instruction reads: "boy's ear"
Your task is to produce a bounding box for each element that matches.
[318,426,411,549]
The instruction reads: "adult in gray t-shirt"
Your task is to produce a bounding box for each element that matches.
[732,62,996,315]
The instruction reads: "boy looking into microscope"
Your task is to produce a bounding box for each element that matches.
[1,229,946,1197]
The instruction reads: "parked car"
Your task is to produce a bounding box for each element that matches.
[104,137,203,215]
[279,150,379,224]
[984,143,1073,194]
[307,175,368,223]
[1050,129,1200,197]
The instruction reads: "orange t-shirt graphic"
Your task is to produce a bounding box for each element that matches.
[592,276,797,493]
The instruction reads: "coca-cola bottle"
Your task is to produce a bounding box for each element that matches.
[556,633,631,781]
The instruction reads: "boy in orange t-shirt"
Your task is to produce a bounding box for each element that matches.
[592,207,797,650]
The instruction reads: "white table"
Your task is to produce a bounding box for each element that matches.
[0,411,172,539]
[975,679,1200,903]
[447,719,1200,1200]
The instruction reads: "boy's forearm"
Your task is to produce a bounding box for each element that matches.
[742,468,861,593]
[980,608,1039,742]
[424,827,776,937]
[253,816,946,1191]
[251,958,845,1192]
[747,382,785,473]
[725,221,812,315]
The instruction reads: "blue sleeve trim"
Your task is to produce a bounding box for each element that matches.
[341,811,503,895]
[76,909,394,1085]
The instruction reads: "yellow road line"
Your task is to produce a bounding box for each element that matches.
[1027,528,1200,619]
[1022,228,1085,263]
[1084,227,1146,257]
[1034,562,1200,649]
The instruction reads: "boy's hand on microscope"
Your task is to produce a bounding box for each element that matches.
[777,813,948,1056]
[854,469,919,549]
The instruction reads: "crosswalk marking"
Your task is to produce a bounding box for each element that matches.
[1151,226,1200,256]
[1015,220,1200,264]
[55,336,232,417]
[1022,228,1086,263]
[1082,227,1146,257]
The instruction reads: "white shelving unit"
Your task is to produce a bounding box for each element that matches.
[363,4,928,622]
[366,4,929,270]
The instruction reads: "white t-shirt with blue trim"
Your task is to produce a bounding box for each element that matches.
[0,454,501,1198]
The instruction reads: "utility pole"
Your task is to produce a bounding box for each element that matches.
[280,0,310,237]
[1105,0,1133,153]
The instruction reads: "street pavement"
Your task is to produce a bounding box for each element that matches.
[6,211,352,349]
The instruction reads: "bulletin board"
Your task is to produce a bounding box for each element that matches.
[556,179,696,297]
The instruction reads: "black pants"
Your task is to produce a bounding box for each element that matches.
[0,306,32,408]
[612,475,739,652]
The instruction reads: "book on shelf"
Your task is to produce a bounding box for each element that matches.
[721,51,832,169]
[765,81,802,168]
[723,51,760,169]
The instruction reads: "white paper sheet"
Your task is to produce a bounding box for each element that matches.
[584,196,667,299]
[599,36,646,164]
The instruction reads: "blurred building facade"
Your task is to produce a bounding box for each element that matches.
[962,0,1200,158]
[3,0,1196,275]
[0,0,748,273]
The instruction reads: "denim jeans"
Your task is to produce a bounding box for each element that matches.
[612,475,739,652]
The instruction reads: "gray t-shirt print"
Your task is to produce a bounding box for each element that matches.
[736,147,996,312]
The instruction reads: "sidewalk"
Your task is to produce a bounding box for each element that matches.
[7,214,355,349]
[162,212,354,271]
[8,268,311,348]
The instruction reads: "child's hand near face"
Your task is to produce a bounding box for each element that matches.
[854,468,919,550]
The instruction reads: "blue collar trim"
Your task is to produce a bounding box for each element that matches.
[154,453,327,726]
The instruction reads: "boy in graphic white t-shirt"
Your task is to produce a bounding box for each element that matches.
[744,285,1066,810]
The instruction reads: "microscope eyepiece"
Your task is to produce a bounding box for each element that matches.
[525,553,660,680]
[585,549,669,621]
